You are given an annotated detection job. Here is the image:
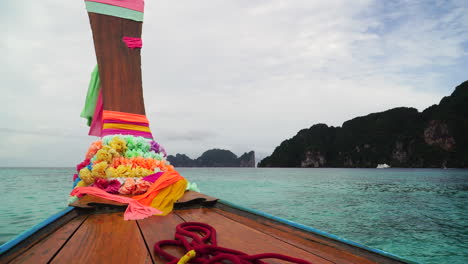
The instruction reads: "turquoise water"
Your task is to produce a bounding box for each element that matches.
[0,168,467,263]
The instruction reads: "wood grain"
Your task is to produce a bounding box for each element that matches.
[213,208,377,264]
[137,213,186,264]
[176,191,217,204]
[88,12,146,115]
[0,210,82,264]
[50,212,151,264]
[9,215,87,264]
[215,204,405,264]
[175,208,334,264]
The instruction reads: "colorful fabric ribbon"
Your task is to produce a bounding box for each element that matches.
[80,65,101,126]
[70,186,161,220]
[101,110,153,138]
[123,37,143,49]
[85,0,144,12]
[132,171,185,206]
[85,1,144,22]
[71,170,187,219]
[103,110,149,124]
[104,119,148,126]
[101,129,153,138]
[89,90,103,136]
[103,123,150,132]
[149,179,187,216]
[143,172,164,183]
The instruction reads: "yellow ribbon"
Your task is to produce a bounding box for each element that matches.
[177,250,196,264]
[102,123,151,132]
[150,179,188,216]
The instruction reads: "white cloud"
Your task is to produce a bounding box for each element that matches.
[1,0,467,166]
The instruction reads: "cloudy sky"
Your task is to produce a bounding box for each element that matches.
[1,0,467,167]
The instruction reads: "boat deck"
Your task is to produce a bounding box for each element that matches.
[1,193,409,264]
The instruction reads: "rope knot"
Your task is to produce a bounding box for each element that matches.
[192,245,208,255]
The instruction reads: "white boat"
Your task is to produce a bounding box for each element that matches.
[377,163,391,169]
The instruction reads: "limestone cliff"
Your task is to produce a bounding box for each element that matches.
[167,149,256,167]
[238,151,255,167]
[259,81,468,168]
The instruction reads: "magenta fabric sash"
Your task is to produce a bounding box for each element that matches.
[100,110,153,139]
[142,172,164,183]
[88,90,103,137]
[101,128,153,138]
[123,37,142,49]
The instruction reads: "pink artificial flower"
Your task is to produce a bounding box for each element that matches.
[76,158,91,172]
[93,178,109,189]
[106,180,121,194]
[119,178,136,195]
[132,179,152,195]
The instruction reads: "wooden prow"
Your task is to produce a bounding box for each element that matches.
[88,13,146,115]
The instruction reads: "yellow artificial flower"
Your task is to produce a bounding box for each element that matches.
[96,146,113,163]
[109,136,127,154]
[105,167,116,178]
[133,167,153,178]
[76,180,88,187]
[116,165,132,177]
[92,161,108,178]
[79,168,94,185]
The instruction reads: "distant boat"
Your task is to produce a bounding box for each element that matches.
[377,163,391,169]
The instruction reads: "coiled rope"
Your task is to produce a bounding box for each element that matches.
[154,222,312,264]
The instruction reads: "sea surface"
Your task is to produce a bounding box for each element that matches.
[0,167,467,264]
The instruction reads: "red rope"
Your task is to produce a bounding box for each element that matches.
[154,222,312,264]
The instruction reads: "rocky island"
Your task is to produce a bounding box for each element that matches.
[167,149,255,167]
[259,81,468,168]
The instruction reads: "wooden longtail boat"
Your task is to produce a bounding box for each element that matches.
[1,1,416,263]
[0,192,415,264]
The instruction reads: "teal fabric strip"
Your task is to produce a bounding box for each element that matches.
[85,1,144,22]
[80,65,101,126]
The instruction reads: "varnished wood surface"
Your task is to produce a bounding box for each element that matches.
[3,201,408,264]
[137,213,186,264]
[0,209,83,264]
[213,203,406,264]
[50,213,151,264]
[212,208,376,264]
[7,215,87,264]
[175,208,334,264]
[88,12,146,115]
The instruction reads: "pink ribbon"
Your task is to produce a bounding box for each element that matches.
[71,186,161,220]
[123,37,143,49]
[101,128,153,139]
[88,89,103,137]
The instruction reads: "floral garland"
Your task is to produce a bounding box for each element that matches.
[73,135,171,195]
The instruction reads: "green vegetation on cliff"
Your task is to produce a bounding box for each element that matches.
[258,81,468,168]
[167,149,255,167]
